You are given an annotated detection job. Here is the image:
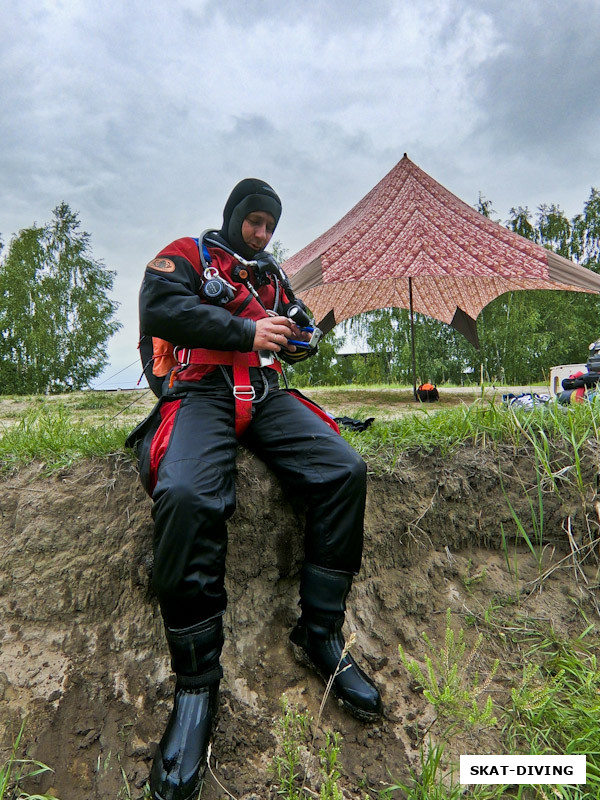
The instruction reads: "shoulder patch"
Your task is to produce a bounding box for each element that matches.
[147,257,176,273]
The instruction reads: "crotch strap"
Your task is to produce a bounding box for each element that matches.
[174,347,282,436]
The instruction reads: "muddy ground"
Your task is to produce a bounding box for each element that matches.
[0,437,599,799]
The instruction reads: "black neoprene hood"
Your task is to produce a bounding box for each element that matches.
[219,178,282,259]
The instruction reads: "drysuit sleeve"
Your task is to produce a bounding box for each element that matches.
[279,345,315,364]
[139,255,256,351]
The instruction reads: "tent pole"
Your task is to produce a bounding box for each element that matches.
[409,277,417,400]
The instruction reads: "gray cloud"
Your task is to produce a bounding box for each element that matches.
[446,0,600,220]
[191,0,397,31]
[470,1,600,151]
[1,0,599,387]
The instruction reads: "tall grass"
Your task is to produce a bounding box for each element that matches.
[0,393,598,473]
[340,399,600,480]
[0,407,132,472]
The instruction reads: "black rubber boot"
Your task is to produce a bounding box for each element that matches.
[290,563,382,722]
[150,615,223,800]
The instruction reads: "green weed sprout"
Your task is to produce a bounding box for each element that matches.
[272,698,358,800]
[272,698,312,800]
[399,610,498,728]
[318,731,343,800]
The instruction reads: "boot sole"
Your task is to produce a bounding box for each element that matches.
[290,641,382,722]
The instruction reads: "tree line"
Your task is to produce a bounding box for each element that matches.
[285,188,600,387]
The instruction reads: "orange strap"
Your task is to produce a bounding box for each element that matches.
[173,347,282,437]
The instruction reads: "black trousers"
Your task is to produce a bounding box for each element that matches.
[140,380,367,628]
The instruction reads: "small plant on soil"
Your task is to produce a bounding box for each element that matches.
[318,731,343,800]
[399,609,499,730]
[271,698,362,800]
[0,720,60,800]
[461,559,487,594]
[272,698,312,799]
[116,755,133,800]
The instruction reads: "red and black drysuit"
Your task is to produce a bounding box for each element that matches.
[129,236,367,631]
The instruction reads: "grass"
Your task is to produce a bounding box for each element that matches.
[0,721,59,800]
[503,622,600,791]
[500,449,547,578]
[390,608,600,800]
[347,396,599,453]
[0,388,598,473]
[381,742,486,800]
[0,406,133,472]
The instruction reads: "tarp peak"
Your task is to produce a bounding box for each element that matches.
[284,156,600,329]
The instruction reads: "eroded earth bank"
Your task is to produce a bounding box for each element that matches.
[1,442,599,799]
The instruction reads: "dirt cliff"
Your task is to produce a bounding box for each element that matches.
[0,442,598,799]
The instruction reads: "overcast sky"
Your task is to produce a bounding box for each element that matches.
[2,0,599,389]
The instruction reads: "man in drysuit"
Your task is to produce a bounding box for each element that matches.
[128,178,382,800]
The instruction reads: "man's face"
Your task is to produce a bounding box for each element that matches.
[241,211,276,252]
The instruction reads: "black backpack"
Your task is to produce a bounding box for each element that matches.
[416,383,439,402]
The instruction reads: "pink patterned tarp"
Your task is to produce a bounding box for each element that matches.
[284,156,600,328]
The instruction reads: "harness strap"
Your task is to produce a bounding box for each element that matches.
[173,347,282,437]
